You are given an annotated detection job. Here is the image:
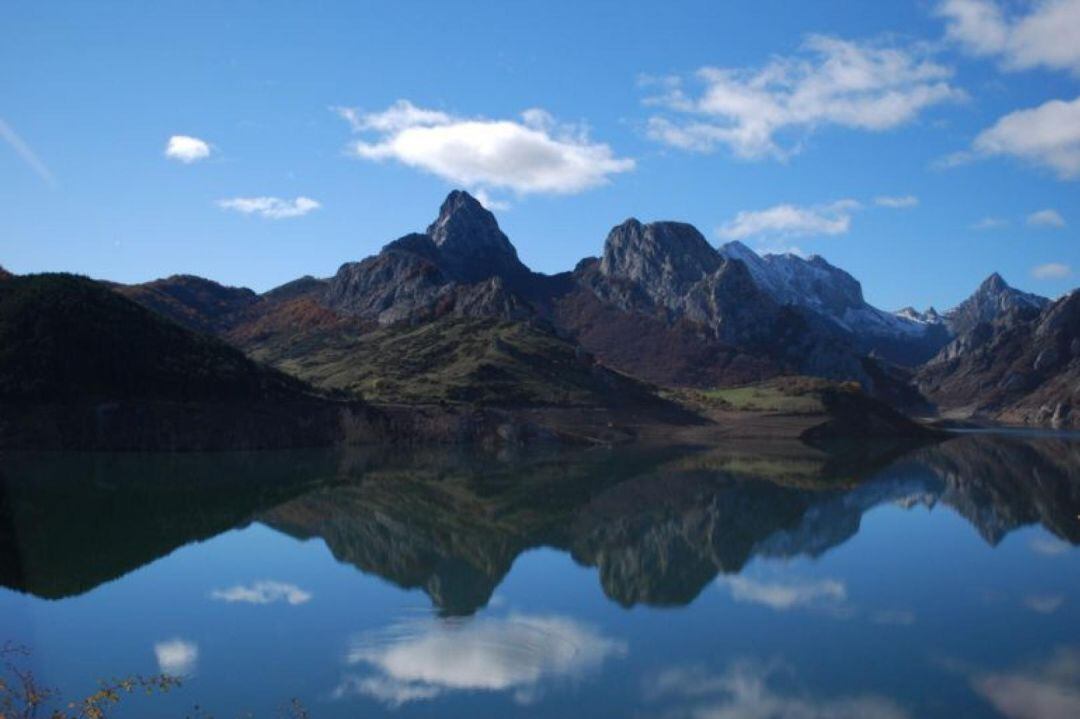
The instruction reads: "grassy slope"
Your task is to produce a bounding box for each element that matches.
[240,313,665,409]
[664,376,937,441]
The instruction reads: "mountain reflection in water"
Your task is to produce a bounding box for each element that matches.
[2,434,1077,615]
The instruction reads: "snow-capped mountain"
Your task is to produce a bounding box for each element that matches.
[719,241,950,365]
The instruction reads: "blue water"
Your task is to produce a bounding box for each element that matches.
[1,434,1078,718]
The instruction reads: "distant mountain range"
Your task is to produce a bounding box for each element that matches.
[2,189,1076,433]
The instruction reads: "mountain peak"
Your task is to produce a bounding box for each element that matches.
[978,272,1008,294]
[600,220,721,291]
[945,272,1050,336]
[429,190,488,239]
[424,190,528,284]
[718,240,759,263]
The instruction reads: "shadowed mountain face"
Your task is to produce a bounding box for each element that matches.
[720,241,954,366]
[552,220,872,389]
[3,436,1077,611]
[0,274,386,450]
[943,272,1049,338]
[919,290,1080,427]
[322,192,535,325]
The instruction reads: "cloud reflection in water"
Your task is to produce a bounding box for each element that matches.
[334,613,626,707]
[645,660,910,718]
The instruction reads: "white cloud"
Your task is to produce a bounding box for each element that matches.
[217,196,321,219]
[938,0,1080,75]
[643,35,963,159]
[875,195,919,208]
[0,117,56,186]
[210,580,312,605]
[1032,262,1072,279]
[969,95,1080,179]
[1028,209,1066,228]
[337,100,634,196]
[718,575,847,610]
[334,613,626,707]
[972,647,1080,719]
[644,661,911,719]
[718,200,859,239]
[154,638,198,676]
[472,188,510,211]
[972,216,1009,230]
[165,135,211,163]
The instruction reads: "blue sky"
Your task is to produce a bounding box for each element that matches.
[2,0,1078,310]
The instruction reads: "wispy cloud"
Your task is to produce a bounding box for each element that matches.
[210,580,312,605]
[164,135,212,163]
[0,117,57,187]
[972,646,1080,719]
[336,100,634,199]
[642,35,963,160]
[718,200,860,240]
[938,0,1080,76]
[1030,536,1071,556]
[644,661,911,718]
[1024,594,1065,614]
[875,195,919,208]
[972,216,1009,230]
[718,575,847,610]
[154,638,198,676]
[217,196,321,219]
[1031,263,1072,280]
[1028,209,1066,228]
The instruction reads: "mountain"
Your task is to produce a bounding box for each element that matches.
[0,273,377,449]
[92,189,1069,428]
[718,241,951,366]
[114,274,259,334]
[552,219,874,388]
[940,271,1049,337]
[322,191,535,324]
[0,266,12,281]
[917,289,1080,427]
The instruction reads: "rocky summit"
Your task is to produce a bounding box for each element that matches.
[919,288,1080,428]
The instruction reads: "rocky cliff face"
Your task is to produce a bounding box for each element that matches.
[569,219,870,385]
[918,289,1080,427]
[427,190,532,285]
[719,241,952,366]
[943,272,1049,337]
[322,193,535,324]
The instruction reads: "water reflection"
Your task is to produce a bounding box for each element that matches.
[971,647,1080,719]
[2,433,1078,616]
[154,638,199,677]
[335,613,626,707]
[644,661,911,719]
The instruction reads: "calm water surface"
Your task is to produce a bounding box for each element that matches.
[1,434,1078,718]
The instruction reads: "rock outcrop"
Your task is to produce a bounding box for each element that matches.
[918,289,1080,427]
